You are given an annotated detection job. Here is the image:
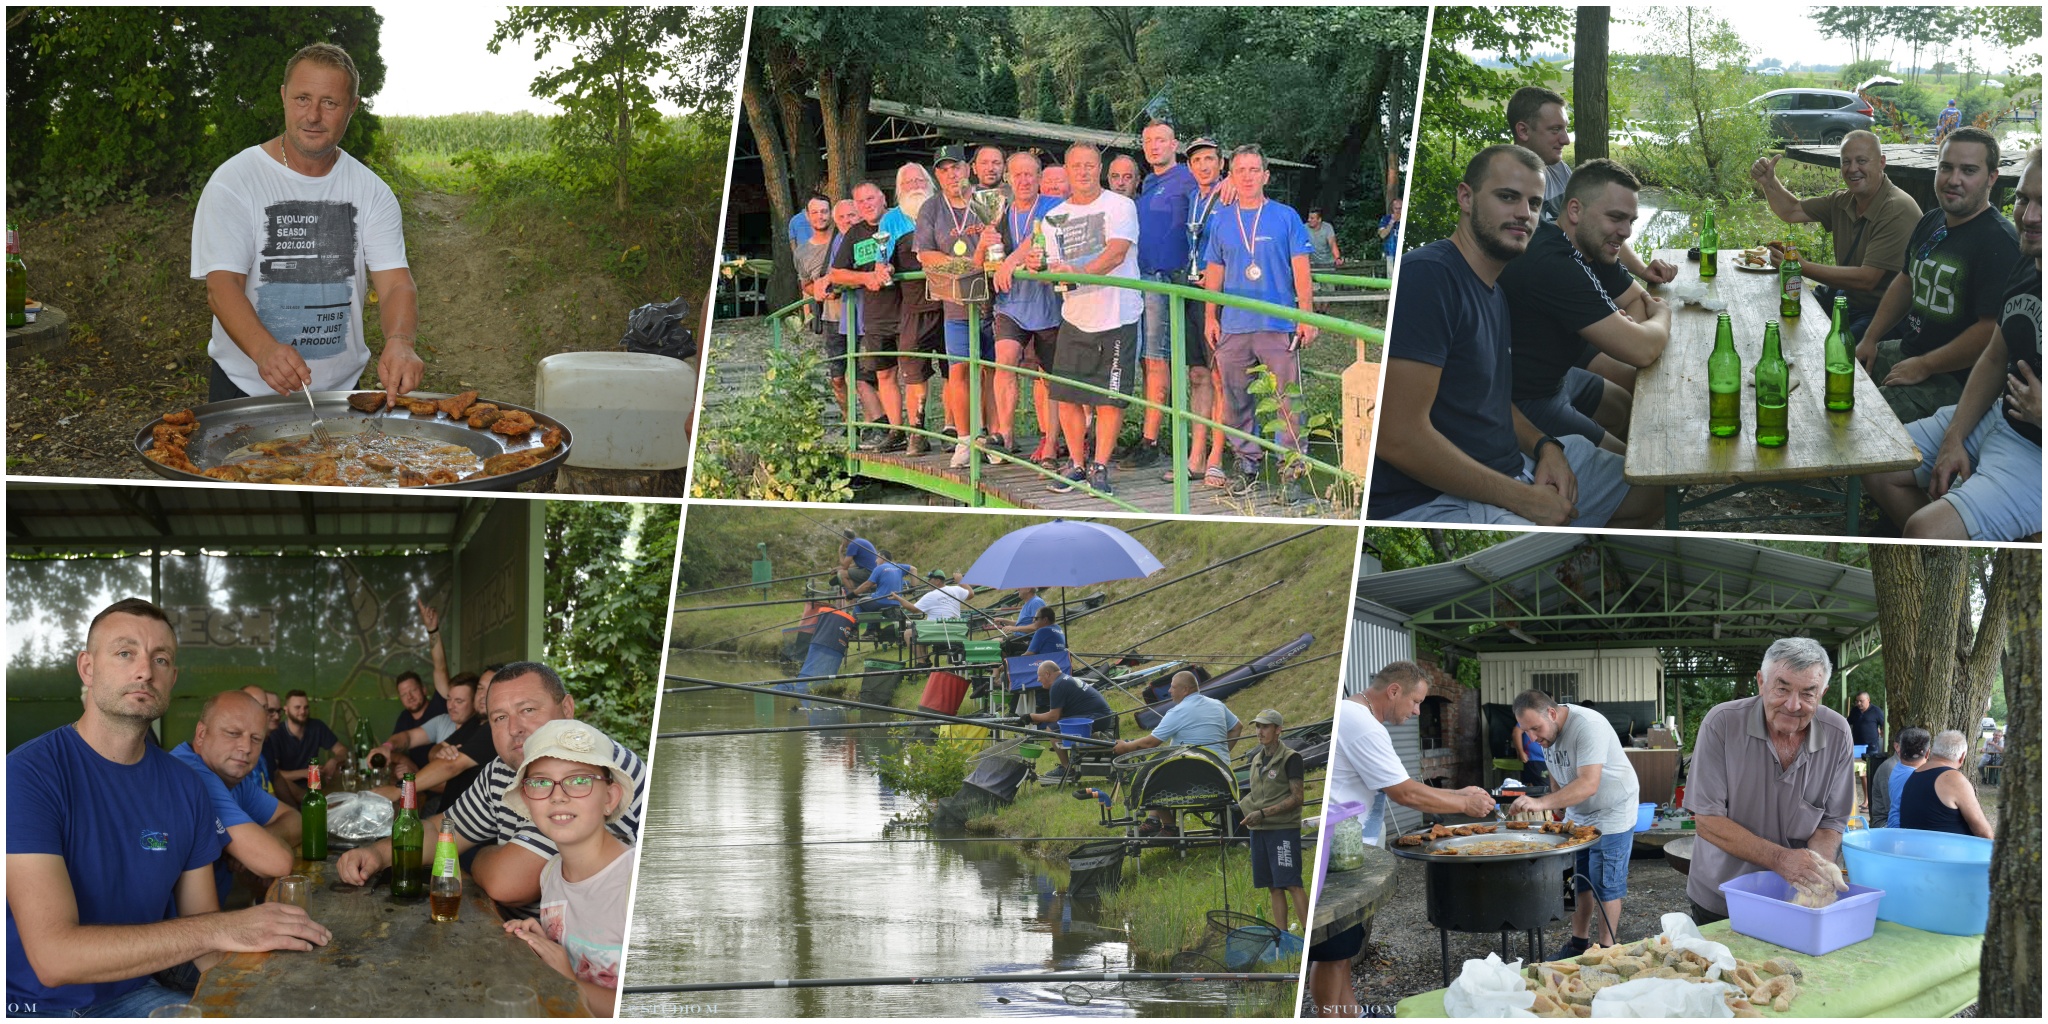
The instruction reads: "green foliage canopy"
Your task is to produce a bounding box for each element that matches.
[542,501,679,757]
[7,7,385,207]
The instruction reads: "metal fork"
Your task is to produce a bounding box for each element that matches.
[299,385,333,447]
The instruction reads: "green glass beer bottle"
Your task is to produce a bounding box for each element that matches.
[1824,294,1854,412]
[1779,246,1802,318]
[1708,312,1742,437]
[1755,320,1789,448]
[1698,209,1718,280]
[390,773,426,898]
[300,765,328,862]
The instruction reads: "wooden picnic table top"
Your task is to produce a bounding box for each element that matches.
[1622,248,1920,488]
[1785,142,2026,187]
[190,854,586,1017]
[1310,841,1399,946]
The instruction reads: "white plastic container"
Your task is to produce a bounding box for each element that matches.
[533,352,697,470]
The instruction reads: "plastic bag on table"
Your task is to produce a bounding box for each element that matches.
[326,790,394,841]
[1590,978,1735,1018]
[1657,912,1736,981]
[1444,952,1537,1017]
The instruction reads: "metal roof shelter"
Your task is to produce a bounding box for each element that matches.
[5,482,493,553]
[859,96,1312,169]
[1355,532,1882,670]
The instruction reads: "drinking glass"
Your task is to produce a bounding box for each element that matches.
[270,874,311,913]
[485,984,542,1017]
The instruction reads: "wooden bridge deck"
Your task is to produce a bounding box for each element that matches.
[849,431,1349,519]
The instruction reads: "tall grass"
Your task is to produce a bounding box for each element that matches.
[382,112,554,156]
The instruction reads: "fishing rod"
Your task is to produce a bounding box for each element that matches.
[622,970,1299,995]
[665,675,1119,747]
[655,720,940,739]
[1091,581,1284,662]
[667,835,1263,848]
[675,569,834,598]
[668,609,816,655]
[1066,527,1325,624]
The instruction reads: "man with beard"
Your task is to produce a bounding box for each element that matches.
[1370,145,1661,527]
[971,144,1007,195]
[1201,145,1320,507]
[1507,87,1674,394]
[1684,638,1855,923]
[915,145,998,468]
[370,672,482,803]
[1749,131,1923,345]
[1855,128,2024,423]
[172,691,301,902]
[887,162,945,454]
[830,182,910,452]
[263,688,349,806]
[1127,121,1214,475]
[1498,159,1671,454]
[990,151,1064,456]
[1107,154,1142,200]
[1864,145,2041,541]
[1043,143,1143,498]
[190,43,422,404]
[7,600,329,1017]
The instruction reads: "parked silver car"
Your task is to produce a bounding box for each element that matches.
[1748,88,1875,144]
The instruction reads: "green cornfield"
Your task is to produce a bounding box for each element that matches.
[382,112,554,156]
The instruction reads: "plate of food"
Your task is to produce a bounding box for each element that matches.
[1389,820,1601,860]
[135,390,571,490]
[1734,245,1778,272]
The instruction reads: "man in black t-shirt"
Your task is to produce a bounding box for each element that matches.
[262,689,347,807]
[1857,128,2024,422]
[1499,159,1672,454]
[1369,145,1662,528]
[1019,660,1117,784]
[830,181,909,451]
[1865,145,2041,541]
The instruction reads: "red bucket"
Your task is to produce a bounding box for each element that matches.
[919,671,970,716]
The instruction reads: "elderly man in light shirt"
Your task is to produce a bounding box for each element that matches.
[1684,637,1856,924]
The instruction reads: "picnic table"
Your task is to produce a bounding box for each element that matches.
[1393,918,1982,1017]
[1310,842,1400,947]
[190,854,586,1017]
[1624,248,1920,533]
[1784,143,2025,214]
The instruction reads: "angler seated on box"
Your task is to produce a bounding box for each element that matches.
[1017,660,1118,785]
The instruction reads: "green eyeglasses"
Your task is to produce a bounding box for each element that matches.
[520,773,605,798]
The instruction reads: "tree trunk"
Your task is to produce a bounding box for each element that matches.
[776,85,823,201]
[1982,549,2038,1017]
[742,56,800,310]
[1867,545,2012,771]
[615,82,632,213]
[1573,7,1611,162]
[817,72,872,206]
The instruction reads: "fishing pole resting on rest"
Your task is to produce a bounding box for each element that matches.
[621,969,1300,995]
[663,674,1120,747]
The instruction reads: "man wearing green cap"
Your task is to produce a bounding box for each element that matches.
[917,144,999,468]
[911,569,972,621]
[1243,709,1307,933]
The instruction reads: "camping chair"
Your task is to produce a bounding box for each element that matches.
[912,619,969,666]
[1006,650,1066,716]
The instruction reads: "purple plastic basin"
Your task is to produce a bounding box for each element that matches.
[1718,871,1884,956]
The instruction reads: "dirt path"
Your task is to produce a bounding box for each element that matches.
[6,189,647,481]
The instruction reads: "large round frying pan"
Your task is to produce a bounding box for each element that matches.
[133,390,571,491]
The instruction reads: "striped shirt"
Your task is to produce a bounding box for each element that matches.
[442,732,647,905]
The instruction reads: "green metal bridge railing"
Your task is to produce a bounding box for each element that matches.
[762,269,1387,514]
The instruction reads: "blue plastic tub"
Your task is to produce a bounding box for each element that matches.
[1718,871,1884,956]
[1854,743,1869,758]
[1634,802,1656,832]
[1261,930,1306,963]
[1840,828,1993,935]
[1057,716,1094,748]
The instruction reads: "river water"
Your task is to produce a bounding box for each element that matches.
[620,654,1263,1018]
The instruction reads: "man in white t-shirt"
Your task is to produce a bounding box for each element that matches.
[1313,661,1493,1017]
[1042,142,1142,499]
[910,569,973,621]
[190,42,423,405]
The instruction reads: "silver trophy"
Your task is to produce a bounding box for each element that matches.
[1186,188,1220,281]
[968,188,1008,266]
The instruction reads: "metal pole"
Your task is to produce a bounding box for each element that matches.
[623,970,1300,995]
[1170,289,1190,513]
[848,291,862,454]
[666,674,1117,747]
[967,302,983,505]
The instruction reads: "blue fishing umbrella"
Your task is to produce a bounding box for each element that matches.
[962,519,1163,589]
